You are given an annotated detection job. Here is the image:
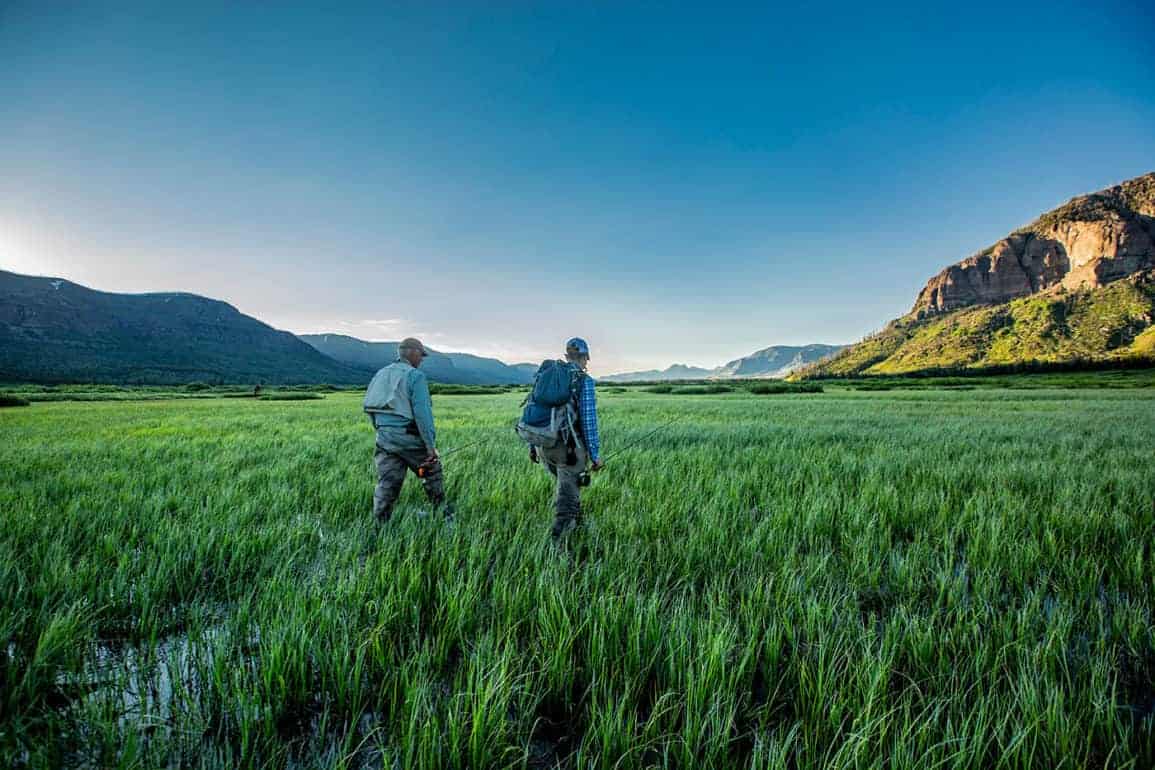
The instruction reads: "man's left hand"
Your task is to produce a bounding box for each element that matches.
[590,459,604,471]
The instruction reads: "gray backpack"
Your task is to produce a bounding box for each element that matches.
[515,360,584,449]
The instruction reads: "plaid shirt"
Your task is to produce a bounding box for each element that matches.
[577,375,600,462]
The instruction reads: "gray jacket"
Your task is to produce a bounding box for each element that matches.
[363,360,436,452]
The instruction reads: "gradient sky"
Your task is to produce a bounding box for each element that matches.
[1,1,1153,375]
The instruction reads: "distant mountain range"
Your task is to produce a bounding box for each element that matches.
[0,269,836,386]
[299,334,535,385]
[601,364,714,383]
[0,270,534,386]
[603,344,844,382]
[802,172,1155,377]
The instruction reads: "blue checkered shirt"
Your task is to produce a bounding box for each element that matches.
[577,375,600,462]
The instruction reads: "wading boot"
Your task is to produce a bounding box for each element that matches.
[550,508,581,542]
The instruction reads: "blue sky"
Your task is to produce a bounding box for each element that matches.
[1,1,1153,374]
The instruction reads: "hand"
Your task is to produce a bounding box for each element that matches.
[529,447,539,464]
[425,448,440,464]
[590,459,604,472]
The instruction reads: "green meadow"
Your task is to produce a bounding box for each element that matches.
[1,386,1153,769]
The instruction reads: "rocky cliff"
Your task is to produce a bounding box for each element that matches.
[800,173,1155,378]
[912,173,1155,317]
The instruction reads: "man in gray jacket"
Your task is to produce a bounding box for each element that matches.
[363,337,451,521]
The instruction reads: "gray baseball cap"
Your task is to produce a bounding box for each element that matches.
[398,337,428,357]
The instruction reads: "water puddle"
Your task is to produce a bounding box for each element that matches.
[56,624,229,731]
[48,622,388,767]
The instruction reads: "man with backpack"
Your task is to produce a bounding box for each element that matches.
[516,337,603,539]
[363,337,453,522]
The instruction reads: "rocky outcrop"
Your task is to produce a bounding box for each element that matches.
[913,173,1155,317]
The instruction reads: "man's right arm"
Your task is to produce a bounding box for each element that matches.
[579,375,601,466]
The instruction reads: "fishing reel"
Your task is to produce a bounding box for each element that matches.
[578,471,591,487]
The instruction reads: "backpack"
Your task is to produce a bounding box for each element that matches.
[515,360,585,449]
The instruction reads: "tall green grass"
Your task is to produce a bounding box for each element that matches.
[1,388,1152,768]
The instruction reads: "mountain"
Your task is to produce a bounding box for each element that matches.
[445,352,535,385]
[603,345,843,382]
[601,364,715,383]
[802,173,1155,377]
[713,345,844,378]
[913,173,1155,317]
[0,270,369,385]
[299,333,534,385]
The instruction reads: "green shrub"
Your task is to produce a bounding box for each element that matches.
[22,393,124,402]
[747,382,823,395]
[0,395,30,407]
[185,382,211,392]
[259,392,323,401]
[428,384,507,395]
[643,384,674,394]
[674,384,733,395]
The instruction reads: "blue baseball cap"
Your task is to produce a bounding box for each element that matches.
[565,337,590,357]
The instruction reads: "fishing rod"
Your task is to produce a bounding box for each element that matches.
[578,414,684,485]
[601,414,684,464]
[440,437,492,459]
[417,436,492,477]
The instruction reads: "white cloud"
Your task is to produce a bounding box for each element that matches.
[359,318,410,334]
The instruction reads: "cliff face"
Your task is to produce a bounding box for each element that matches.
[798,173,1155,378]
[912,173,1155,317]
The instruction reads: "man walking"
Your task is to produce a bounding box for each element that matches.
[524,337,603,539]
[363,337,452,522]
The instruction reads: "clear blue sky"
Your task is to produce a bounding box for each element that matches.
[1,1,1153,374]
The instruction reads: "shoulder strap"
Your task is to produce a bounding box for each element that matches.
[569,364,586,405]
